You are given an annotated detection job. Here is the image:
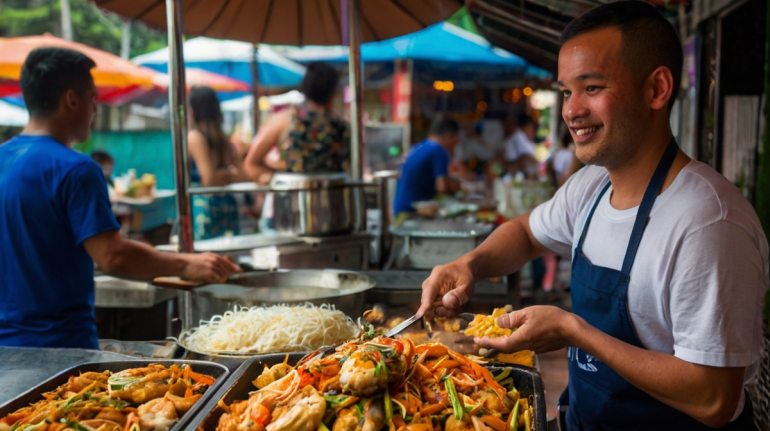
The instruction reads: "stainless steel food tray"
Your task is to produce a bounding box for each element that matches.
[0,359,230,431]
[187,352,547,431]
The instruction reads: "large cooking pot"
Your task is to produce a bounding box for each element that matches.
[270,172,365,236]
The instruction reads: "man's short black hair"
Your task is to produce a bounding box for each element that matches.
[561,1,683,110]
[90,149,113,165]
[299,62,340,105]
[430,117,460,136]
[21,47,96,117]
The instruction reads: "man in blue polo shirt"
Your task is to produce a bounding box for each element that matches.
[0,47,240,349]
[393,118,460,215]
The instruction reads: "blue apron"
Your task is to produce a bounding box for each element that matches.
[564,141,754,430]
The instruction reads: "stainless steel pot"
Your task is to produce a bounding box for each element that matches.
[269,172,366,236]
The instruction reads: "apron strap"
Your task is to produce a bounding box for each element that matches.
[575,181,611,251]
[620,140,679,275]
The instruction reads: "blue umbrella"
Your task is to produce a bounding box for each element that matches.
[132,37,306,88]
[276,22,551,82]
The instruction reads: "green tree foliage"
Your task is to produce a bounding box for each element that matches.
[0,0,165,58]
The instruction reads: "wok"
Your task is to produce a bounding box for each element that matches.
[173,269,375,358]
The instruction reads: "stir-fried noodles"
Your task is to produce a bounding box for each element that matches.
[216,335,535,431]
[0,363,215,431]
[180,303,359,355]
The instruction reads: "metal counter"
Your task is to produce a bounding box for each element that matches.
[0,346,133,405]
[95,275,178,308]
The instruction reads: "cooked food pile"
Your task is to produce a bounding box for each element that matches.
[0,363,215,431]
[216,335,534,431]
[180,303,359,355]
[463,306,514,338]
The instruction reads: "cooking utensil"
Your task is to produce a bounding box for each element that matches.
[151,263,255,290]
[152,276,204,289]
[385,312,423,337]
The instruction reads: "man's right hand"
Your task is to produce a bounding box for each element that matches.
[181,252,240,283]
[418,259,475,317]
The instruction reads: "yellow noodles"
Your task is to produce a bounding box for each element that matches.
[463,306,513,338]
[181,303,358,354]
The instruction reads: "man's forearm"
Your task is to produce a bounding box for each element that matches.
[572,318,744,427]
[100,239,188,280]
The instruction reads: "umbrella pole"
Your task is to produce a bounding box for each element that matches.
[165,0,193,331]
[346,0,365,180]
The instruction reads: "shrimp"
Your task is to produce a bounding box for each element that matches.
[331,399,384,431]
[338,349,389,396]
[254,363,293,389]
[266,385,326,431]
[78,419,123,431]
[137,397,178,431]
[164,392,203,413]
[60,371,109,394]
[470,388,511,414]
[339,338,409,397]
[109,365,173,403]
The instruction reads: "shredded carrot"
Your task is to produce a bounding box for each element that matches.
[480,415,507,431]
[249,403,271,425]
[420,402,446,415]
[189,370,215,386]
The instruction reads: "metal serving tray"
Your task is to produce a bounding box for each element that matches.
[0,359,230,431]
[188,352,547,431]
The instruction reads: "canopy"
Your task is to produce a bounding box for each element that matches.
[0,33,157,103]
[133,37,305,88]
[275,22,552,84]
[93,0,462,45]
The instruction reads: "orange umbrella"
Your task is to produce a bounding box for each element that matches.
[153,68,250,93]
[0,33,157,97]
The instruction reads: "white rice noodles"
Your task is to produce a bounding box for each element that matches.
[182,303,359,354]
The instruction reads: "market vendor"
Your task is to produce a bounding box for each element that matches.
[418,2,767,430]
[0,47,240,349]
[392,117,461,215]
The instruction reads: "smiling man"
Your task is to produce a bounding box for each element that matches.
[417,1,768,429]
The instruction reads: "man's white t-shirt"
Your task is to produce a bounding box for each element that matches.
[530,161,768,381]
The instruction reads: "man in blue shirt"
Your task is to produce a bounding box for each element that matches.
[0,47,240,349]
[393,118,460,214]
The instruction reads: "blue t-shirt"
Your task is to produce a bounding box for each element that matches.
[393,139,450,214]
[0,135,119,348]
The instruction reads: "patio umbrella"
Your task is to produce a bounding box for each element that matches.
[0,33,157,103]
[133,37,305,88]
[92,0,462,275]
[93,0,462,46]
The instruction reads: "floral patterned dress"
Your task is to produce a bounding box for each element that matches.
[282,105,351,174]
